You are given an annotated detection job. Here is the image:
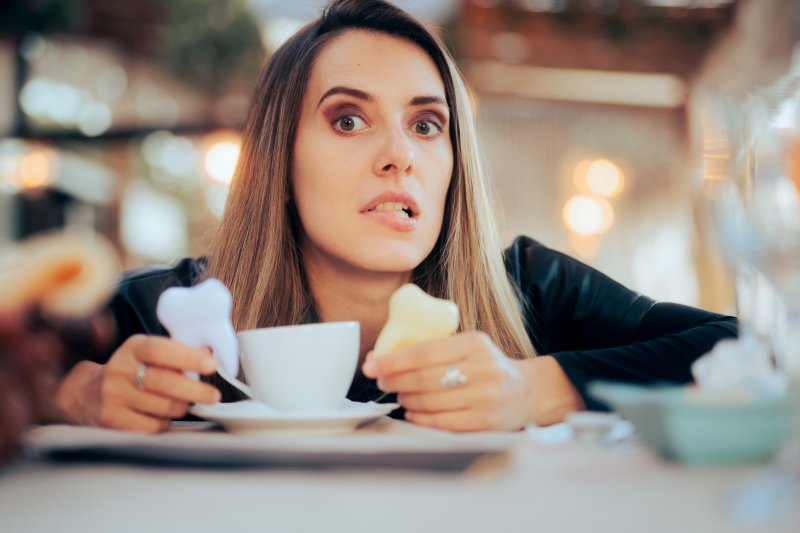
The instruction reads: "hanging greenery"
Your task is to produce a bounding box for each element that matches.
[0,0,82,35]
[157,0,265,96]
[2,0,265,97]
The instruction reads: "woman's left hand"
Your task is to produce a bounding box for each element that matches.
[361,332,531,432]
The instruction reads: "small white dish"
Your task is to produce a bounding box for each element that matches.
[566,411,622,444]
[189,399,399,435]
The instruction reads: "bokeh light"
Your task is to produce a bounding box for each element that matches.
[202,131,241,185]
[0,141,59,192]
[77,101,113,137]
[18,151,55,189]
[586,159,624,197]
[573,158,625,198]
[563,194,615,235]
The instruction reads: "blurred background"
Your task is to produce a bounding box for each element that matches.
[1,0,798,313]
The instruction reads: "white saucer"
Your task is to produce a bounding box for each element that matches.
[189,399,399,435]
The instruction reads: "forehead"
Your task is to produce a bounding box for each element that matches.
[307,30,446,101]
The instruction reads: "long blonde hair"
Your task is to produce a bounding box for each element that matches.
[206,0,536,360]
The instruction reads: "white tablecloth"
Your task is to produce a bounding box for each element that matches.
[0,419,796,533]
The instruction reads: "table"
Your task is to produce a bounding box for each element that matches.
[0,419,796,533]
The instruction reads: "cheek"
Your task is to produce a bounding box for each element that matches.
[293,173,337,234]
[292,138,360,247]
[293,133,341,213]
[428,147,454,220]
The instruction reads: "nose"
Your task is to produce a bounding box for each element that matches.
[374,125,415,178]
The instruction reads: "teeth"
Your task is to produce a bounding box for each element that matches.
[374,202,410,214]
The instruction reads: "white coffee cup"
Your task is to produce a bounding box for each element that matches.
[236,321,360,412]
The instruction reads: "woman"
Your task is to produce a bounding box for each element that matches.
[52,0,737,433]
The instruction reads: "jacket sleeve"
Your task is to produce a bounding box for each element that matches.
[505,236,738,410]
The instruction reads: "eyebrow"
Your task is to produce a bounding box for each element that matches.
[317,86,372,108]
[316,86,448,110]
[409,95,448,107]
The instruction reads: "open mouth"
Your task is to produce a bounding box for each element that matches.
[368,202,415,219]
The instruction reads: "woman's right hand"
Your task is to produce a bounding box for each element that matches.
[52,335,221,433]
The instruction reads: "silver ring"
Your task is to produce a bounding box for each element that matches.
[135,363,147,391]
[440,365,468,388]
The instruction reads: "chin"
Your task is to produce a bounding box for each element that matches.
[349,239,431,274]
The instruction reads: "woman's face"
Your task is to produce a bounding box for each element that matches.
[292,30,453,276]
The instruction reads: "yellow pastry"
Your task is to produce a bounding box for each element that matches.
[372,284,459,356]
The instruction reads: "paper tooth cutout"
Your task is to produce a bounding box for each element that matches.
[156,278,239,377]
[372,284,459,357]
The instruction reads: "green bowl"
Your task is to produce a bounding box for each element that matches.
[588,382,793,465]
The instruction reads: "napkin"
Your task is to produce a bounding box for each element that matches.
[156,278,239,377]
[691,335,787,399]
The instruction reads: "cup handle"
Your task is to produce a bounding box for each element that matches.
[215,364,256,400]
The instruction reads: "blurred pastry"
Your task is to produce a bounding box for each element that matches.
[0,231,120,465]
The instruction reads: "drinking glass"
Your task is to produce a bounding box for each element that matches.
[718,91,800,530]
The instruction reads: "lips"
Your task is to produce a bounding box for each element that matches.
[362,192,420,218]
[361,191,420,232]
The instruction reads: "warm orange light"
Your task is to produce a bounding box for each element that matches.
[573,158,625,197]
[563,194,615,235]
[586,159,624,197]
[201,131,241,185]
[14,148,58,190]
[204,142,240,184]
[572,159,592,192]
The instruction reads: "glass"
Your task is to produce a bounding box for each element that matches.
[690,0,800,524]
[705,57,800,532]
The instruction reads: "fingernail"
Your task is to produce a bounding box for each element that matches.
[362,360,376,376]
[201,357,216,373]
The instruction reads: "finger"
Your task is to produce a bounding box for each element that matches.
[98,405,171,434]
[138,366,221,404]
[398,388,475,413]
[127,335,216,375]
[405,408,487,432]
[118,384,190,419]
[365,332,491,378]
[378,360,476,393]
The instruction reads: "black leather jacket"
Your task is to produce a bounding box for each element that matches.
[100,236,737,410]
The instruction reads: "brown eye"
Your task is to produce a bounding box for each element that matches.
[413,119,441,137]
[333,115,367,133]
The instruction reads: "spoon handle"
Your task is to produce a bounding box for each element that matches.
[373,392,390,403]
